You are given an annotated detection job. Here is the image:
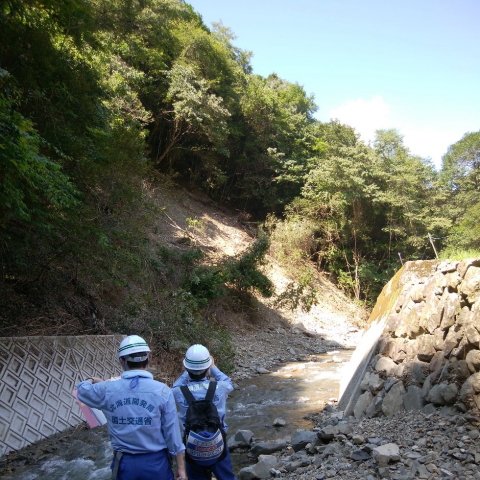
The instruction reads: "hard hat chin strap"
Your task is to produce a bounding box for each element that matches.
[187,369,208,381]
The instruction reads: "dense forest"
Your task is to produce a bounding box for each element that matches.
[1,0,479,357]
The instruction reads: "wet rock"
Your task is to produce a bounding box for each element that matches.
[250,441,288,456]
[228,430,254,449]
[257,367,271,374]
[291,430,318,452]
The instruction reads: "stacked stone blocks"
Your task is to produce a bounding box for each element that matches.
[348,258,480,419]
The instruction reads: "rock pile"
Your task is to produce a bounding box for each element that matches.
[232,407,480,480]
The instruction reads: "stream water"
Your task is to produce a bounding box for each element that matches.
[3,349,352,479]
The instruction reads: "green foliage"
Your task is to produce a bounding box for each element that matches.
[274,269,317,312]
[443,202,480,251]
[440,247,480,261]
[160,63,231,164]
[187,266,224,304]
[440,131,480,253]
[141,289,235,374]
[184,232,274,304]
[273,125,448,304]
[266,214,318,265]
[0,89,79,231]
[222,233,274,297]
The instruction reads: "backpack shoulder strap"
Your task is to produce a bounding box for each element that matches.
[205,381,217,402]
[180,385,195,405]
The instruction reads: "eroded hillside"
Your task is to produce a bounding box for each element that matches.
[1,183,368,380]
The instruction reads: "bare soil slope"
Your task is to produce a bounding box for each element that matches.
[150,185,368,367]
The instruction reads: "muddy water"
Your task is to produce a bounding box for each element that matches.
[4,350,352,479]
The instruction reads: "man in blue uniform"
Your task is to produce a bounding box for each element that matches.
[172,344,237,480]
[76,335,186,480]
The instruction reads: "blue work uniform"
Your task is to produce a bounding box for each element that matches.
[172,367,237,480]
[77,370,185,480]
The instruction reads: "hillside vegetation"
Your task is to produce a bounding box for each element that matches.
[1,0,479,369]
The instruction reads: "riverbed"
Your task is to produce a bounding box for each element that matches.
[1,349,352,479]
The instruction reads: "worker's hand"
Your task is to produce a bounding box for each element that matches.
[177,467,187,480]
[210,356,215,369]
[89,377,104,384]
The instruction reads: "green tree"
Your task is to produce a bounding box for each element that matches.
[296,126,380,301]
[373,129,445,260]
[0,89,78,232]
[221,74,316,214]
[440,131,480,251]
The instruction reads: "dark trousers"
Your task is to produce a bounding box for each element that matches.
[186,448,237,480]
[111,449,173,480]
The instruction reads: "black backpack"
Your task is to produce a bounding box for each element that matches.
[180,381,227,466]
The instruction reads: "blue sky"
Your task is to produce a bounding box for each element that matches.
[186,0,480,169]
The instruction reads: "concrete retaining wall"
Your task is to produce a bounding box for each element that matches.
[0,335,124,457]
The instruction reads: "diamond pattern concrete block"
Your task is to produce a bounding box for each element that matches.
[10,412,27,436]
[12,342,27,361]
[56,418,70,431]
[0,335,124,456]
[49,378,62,396]
[0,405,14,424]
[53,352,65,369]
[63,363,76,379]
[45,392,61,411]
[28,409,42,430]
[1,383,16,406]
[29,343,42,359]
[51,364,64,382]
[13,398,29,418]
[20,369,36,388]
[41,423,56,438]
[17,383,33,403]
[36,366,50,384]
[30,394,47,415]
[71,399,82,417]
[25,356,38,373]
[3,371,20,389]
[44,405,57,426]
[58,401,70,420]
[62,376,75,393]
[23,425,43,445]
[9,356,23,375]
[0,420,9,438]
[5,430,24,451]
[0,340,10,360]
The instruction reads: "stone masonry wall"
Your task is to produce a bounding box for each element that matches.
[0,335,124,457]
[345,258,480,420]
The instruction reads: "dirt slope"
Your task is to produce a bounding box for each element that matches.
[151,185,369,367]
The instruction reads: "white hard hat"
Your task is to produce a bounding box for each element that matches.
[183,344,212,371]
[118,335,151,361]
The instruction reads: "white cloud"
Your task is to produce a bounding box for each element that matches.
[327,96,464,170]
[400,127,466,169]
[329,95,391,144]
